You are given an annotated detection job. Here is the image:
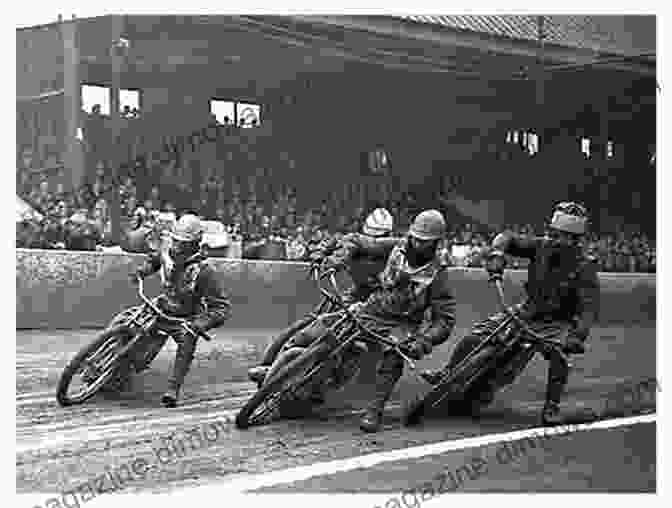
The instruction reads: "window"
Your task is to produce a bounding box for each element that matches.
[527,132,539,155]
[120,89,141,113]
[81,85,141,116]
[581,137,591,158]
[506,129,538,154]
[82,84,110,115]
[210,99,262,127]
[236,102,261,128]
[606,140,614,159]
[210,99,235,125]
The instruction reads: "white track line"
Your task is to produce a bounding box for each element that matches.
[17,414,655,507]
[213,413,656,493]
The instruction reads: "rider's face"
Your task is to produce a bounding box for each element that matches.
[170,239,198,261]
[409,236,438,257]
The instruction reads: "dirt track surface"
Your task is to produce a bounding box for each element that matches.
[17,324,656,496]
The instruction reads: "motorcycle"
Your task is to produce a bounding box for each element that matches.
[56,278,214,407]
[254,261,343,369]
[235,267,419,429]
[404,275,570,426]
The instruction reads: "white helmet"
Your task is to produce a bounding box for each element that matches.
[363,208,394,237]
[549,202,589,235]
[169,214,203,242]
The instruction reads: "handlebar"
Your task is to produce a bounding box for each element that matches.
[136,278,213,341]
[311,266,418,369]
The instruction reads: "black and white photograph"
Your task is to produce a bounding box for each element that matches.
[13,6,660,506]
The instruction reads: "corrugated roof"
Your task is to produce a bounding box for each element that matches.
[396,15,655,57]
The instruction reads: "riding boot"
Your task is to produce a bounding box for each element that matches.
[360,352,403,433]
[162,334,197,408]
[541,352,569,426]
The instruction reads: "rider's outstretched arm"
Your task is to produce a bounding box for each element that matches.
[322,233,360,269]
[326,233,400,270]
[491,231,541,260]
[413,269,457,349]
[192,264,232,331]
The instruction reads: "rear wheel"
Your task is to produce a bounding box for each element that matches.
[235,338,342,429]
[56,326,134,407]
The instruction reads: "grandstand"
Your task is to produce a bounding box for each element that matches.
[16,15,656,270]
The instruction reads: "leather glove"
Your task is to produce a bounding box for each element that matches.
[308,250,324,266]
[128,271,142,285]
[402,335,433,360]
[187,318,211,338]
[485,249,507,281]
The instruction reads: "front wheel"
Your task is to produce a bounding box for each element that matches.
[235,339,340,429]
[56,326,135,407]
[404,343,498,426]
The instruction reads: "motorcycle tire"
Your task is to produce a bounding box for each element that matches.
[404,343,499,426]
[56,325,134,407]
[235,338,340,429]
[259,314,317,366]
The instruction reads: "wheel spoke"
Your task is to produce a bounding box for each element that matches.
[66,335,127,401]
[247,354,330,425]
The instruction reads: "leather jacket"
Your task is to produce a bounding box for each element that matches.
[493,232,600,339]
[136,250,231,330]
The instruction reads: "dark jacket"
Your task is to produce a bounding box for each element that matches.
[137,251,231,330]
[493,232,600,339]
[361,238,456,347]
[314,233,400,302]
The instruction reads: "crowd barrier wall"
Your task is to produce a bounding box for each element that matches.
[16,249,319,330]
[16,249,655,331]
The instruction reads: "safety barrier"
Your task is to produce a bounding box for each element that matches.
[16,249,318,330]
[16,249,655,330]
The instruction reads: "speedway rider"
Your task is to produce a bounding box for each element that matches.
[247,208,400,387]
[263,209,457,433]
[421,202,600,426]
[123,214,232,407]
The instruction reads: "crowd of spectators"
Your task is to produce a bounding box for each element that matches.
[16,163,656,273]
[16,105,655,273]
[442,223,656,273]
